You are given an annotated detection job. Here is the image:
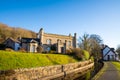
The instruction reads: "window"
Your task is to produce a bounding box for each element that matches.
[65,40,67,42]
[57,39,59,42]
[68,41,71,46]
[60,40,62,43]
[47,39,51,44]
[57,39,61,43]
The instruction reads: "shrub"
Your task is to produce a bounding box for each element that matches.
[74,49,84,60]
[5,48,14,52]
[90,56,94,61]
[37,46,43,53]
[66,49,72,54]
[0,44,5,50]
[50,50,56,54]
[18,48,26,52]
[83,50,90,60]
[71,48,81,54]
[50,44,56,51]
[69,48,90,60]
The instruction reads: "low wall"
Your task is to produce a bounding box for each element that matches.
[0,59,94,80]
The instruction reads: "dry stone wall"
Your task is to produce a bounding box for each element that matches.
[0,60,94,80]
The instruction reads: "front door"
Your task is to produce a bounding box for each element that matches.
[108,55,110,61]
[31,45,35,52]
[61,47,64,53]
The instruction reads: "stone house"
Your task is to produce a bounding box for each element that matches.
[102,45,119,61]
[37,28,77,53]
[4,37,20,51]
[20,38,40,53]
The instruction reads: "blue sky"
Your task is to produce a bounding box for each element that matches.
[0,0,120,49]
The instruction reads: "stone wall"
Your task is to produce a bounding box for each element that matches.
[0,60,94,80]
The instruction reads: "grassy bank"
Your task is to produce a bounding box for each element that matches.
[112,62,120,71]
[0,50,78,70]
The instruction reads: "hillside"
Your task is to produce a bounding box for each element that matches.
[0,23,37,43]
[0,50,78,70]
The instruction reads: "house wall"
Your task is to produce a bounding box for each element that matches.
[15,43,20,51]
[21,43,28,51]
[38,28,76,53]
[22,43,38,53]
[4,38,20,51]
[103,51,116,60]
[102,46,118,61]
[42,33,74,50]
[4,39,15,49]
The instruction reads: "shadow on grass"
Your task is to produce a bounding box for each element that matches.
[46,55,59,65]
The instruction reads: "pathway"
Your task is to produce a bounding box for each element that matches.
[96,62,120,80]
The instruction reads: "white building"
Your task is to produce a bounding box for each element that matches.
[102,45,119,61]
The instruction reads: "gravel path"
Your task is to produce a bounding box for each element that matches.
[97,62,120,80]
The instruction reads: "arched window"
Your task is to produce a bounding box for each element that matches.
[57,39,62,43]
[47,39,51,44]
[57,39,59,42]
[65,40,67,42]
[59,40,62,43]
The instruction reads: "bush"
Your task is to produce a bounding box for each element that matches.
[37,46,43,53]
[51,44,56,51]
[5,48,14,52]
[83,50,90,60]
[66,49,72,54]
[0,44,5,50]
[71,48,81,54]
[18,48,26,52]
[74,49,84,60]
[69,48,90,60]
[50,50,56,54]
[90,56,94,61]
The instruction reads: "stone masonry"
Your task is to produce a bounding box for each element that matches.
[0,60,94,80]
[38,28,77,53]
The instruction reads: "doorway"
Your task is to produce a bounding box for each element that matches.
[31,45,35,52]
[61,47,64,53]
[108,55,110,61]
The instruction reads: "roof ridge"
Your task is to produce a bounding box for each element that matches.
[44,32,73,37]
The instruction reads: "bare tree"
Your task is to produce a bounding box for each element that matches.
[78,33,91,53]
[78,33,103,59]
[90,34,103,60]
[116,45,120,57]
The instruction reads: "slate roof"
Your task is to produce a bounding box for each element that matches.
[21,38,40,43]
[5,37,20,43]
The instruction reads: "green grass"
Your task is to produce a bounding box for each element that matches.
[0,50,78,70]
[112,62,120,75]
[112,62,120,71]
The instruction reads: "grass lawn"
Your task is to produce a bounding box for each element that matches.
[112,61,120,71]
[112,61,120,75]
[0,50,78,70]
